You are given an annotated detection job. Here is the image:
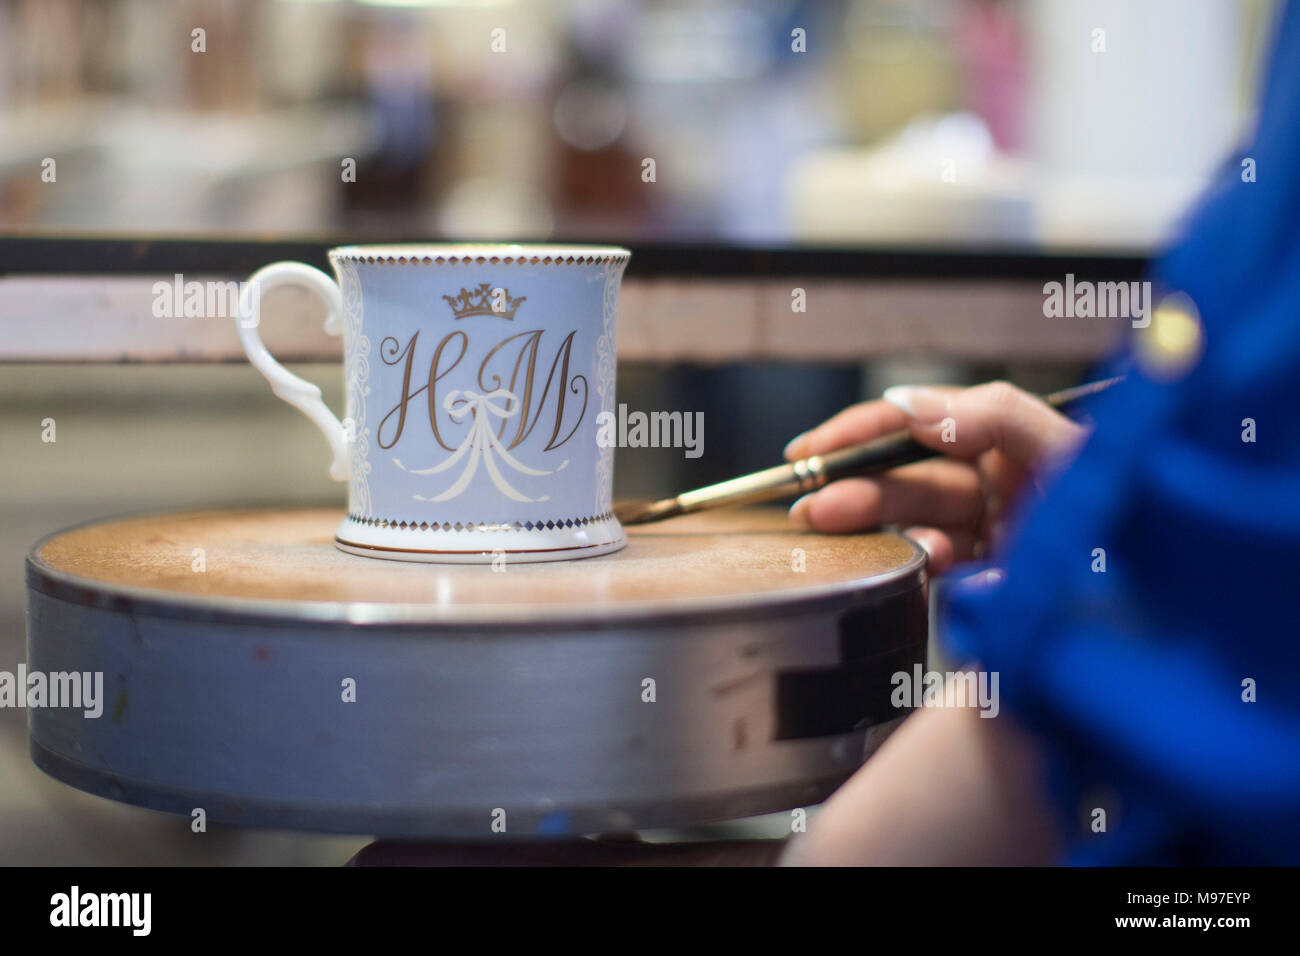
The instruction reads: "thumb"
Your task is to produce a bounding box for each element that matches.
[882,381,1086,469]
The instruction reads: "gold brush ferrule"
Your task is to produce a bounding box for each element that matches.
[792,455,827,492]
[674,456,827,514]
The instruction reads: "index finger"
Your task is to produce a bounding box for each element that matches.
[784,399,913,461]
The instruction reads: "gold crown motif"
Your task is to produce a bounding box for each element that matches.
[442,283,525,320]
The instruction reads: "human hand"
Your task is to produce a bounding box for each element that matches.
[783,381,1088,573]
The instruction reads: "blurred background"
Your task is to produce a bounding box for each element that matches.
[0,0,1281,865]
[0,0,1276,246]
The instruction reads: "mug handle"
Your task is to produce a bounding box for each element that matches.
[237,261,350,481]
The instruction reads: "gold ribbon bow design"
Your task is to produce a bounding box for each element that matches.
[394,388,566,503]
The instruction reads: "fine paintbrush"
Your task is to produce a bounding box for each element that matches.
[614,376,1123,526]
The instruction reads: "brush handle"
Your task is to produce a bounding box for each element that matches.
[817,432,931,479]
[816,376,1119,483]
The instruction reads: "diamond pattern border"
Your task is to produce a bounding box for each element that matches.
[329,252,629,266]
[345,512,615,533]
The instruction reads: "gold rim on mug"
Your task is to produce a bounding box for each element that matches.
[327,243,632,266]
[332,537,620,556]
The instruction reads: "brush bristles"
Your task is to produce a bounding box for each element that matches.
[614,497,683,525]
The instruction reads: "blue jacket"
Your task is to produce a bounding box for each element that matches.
[943,1,1300,864]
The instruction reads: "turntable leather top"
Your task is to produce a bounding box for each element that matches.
[31,506,918,622]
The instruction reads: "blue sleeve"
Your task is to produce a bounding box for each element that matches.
[941,1,1300,865]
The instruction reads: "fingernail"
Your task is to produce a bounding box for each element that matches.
[882,385,948,424]
[783,430,810,461]
[957,567,1005,591]
[788,493,814,528]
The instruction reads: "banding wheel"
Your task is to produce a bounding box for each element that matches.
[25,507,927,837]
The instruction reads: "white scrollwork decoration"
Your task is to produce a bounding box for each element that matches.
[593,259,623,514]
[338,258,373,517]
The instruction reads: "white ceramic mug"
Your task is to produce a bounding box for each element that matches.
[236,243,630,563]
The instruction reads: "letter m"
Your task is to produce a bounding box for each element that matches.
[207,281,242,318]
[1097,281,1130,319]
[51,671,80,705]
[101,893,130,925]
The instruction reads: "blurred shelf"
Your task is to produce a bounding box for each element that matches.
[0,234,1148,279]
[0,236,1141,363]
